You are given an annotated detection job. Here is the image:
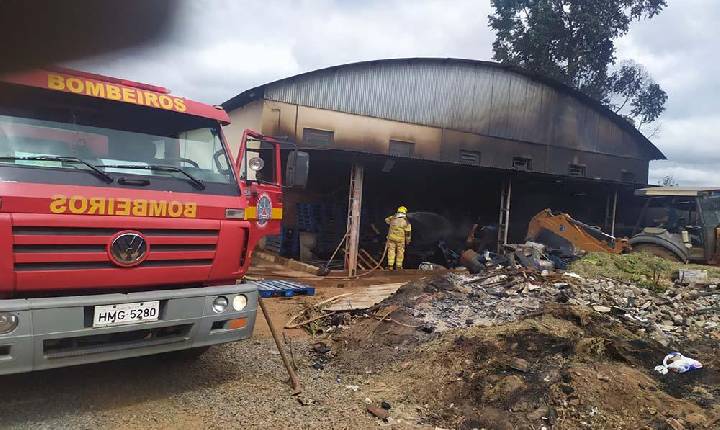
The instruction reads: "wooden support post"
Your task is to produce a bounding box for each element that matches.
[604,193,611,231]
[345,164,364,277]
[497,179,512,253]
[503,179,512,246]
[611,189,618,237]
[497,183,505,253]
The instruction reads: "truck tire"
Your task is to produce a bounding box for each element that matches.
[631,244,682,262]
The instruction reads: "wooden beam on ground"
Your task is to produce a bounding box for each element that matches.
[359,248,380,267]
[325,282,406,311]
[356,252,373,270]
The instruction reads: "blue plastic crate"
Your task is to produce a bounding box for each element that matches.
[255,280,316,298]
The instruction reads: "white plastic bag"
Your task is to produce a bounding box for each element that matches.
[654,352,703,375]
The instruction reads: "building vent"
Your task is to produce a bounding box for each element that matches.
[388,140,415,157]
[459,150,481,166]
[621,171,636,183]
[512,157,532,171]
[303,128,334,145]
[568,164,586,177]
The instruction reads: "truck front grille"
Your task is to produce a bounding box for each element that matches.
[12,226,218,271]
[43,324,193,358]
[13,227,219,236]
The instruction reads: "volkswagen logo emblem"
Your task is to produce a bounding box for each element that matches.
[108,231,148,267]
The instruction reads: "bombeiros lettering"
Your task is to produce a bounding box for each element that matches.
[47,73,187,113]
[49,195,197,218]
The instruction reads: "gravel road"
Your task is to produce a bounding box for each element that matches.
[0,338,383,430]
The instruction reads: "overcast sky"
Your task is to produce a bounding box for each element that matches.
[71,0,718,186]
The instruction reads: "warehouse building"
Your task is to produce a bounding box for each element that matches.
[222,58,665,272]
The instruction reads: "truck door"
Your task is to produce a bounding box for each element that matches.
[236,130,283,234]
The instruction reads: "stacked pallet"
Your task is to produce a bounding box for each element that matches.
[297,202,347,259]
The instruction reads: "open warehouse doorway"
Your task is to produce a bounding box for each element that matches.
[273,149,641,271]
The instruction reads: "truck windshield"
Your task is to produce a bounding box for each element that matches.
[0,113,237,194]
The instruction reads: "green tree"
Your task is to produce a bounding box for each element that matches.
[489,0,668,127]
[608,60,668,128]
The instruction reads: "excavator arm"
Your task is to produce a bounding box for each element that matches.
[526,209,629,256]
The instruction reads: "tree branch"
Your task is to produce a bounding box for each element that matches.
[614,93,632,113]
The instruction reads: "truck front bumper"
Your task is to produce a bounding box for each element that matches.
[0,283,257,375]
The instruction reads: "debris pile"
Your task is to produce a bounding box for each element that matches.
[395,269,568,332]
[359,266,720,345]
[564,275,720,345]
[293,254,720,348]
[568,251,720,287]
[357,305,720,430]
[284,293,353,335]
[302,255,720,429]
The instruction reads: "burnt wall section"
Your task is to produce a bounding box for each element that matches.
[239,100,649,184]
[256,60,662,162]
[223,59,664,185]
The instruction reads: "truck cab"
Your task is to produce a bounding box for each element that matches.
[0,68,307,374]
[631,187,720,263]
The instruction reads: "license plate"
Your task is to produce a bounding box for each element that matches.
[93,301,160,328]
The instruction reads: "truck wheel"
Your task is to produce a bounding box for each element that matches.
[631,244,682,262]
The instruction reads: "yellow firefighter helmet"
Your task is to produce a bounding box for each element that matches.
[397,206,408,214]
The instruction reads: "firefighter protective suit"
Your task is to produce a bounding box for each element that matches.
[385,209,412,269]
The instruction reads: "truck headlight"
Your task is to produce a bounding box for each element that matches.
[212,296,229,313]
[232,295,247,311]
[0,312,18,334]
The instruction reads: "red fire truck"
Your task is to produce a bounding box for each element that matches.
[0,68,307,374]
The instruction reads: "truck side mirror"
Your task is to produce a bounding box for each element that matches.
[285,150,309,188]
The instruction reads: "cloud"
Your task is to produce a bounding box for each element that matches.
[70,0,494,104]
[69,0,719,187]
[617,0,720,185]
[649,161,720,187]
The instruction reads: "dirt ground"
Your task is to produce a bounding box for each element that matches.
[324,272,720,430]
[336,303,720,429]
[2,259,719,429]
[0,261,431,430]
[0,338,375,430]
[248,258,429,339]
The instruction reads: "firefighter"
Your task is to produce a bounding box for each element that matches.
[385,206,412,270]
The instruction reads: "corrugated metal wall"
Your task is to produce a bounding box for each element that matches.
[263,61,649,160]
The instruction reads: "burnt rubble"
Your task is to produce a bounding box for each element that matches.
[393,268,720,346]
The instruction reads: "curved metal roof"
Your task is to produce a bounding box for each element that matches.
[223,58,664,160]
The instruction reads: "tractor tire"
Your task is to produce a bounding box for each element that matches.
[631,244,683,262]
